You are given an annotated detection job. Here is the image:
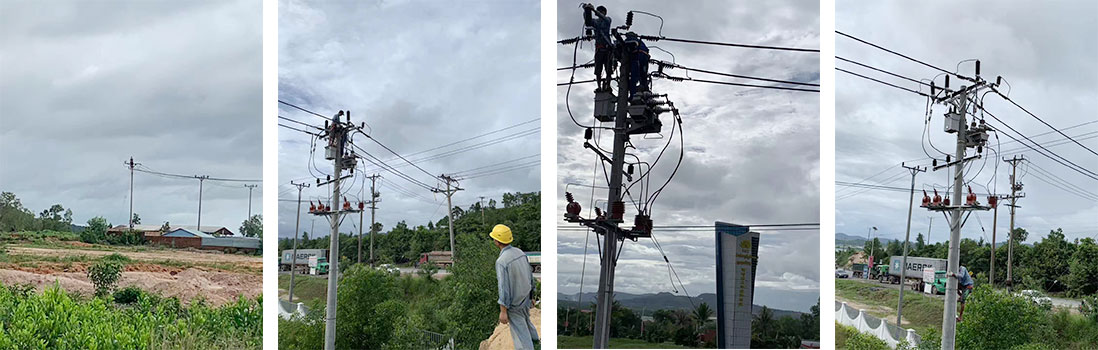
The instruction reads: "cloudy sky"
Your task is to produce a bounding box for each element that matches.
[277,0,540,239]
[556,0,820,312]
[0,0,262,230]
[836,1,1098,247]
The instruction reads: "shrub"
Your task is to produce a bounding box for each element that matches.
[87,260,123,297]
[103,253,132,263]
[81,217,109,244]
[113,286,143,304]
[956,286,1053,350]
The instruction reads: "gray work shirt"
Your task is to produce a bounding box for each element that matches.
[496,245,534,309]
[957,266,974,287]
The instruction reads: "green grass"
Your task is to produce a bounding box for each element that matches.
[558,335,699,349]
[836,279,943,331]
[279,273,329,306]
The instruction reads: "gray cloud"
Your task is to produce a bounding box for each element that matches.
[0,0,262,230]
[556,0,820,312]
[277,0,540,238]
[835,1,1098,246]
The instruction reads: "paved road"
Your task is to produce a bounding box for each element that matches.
[842,276,1083,309]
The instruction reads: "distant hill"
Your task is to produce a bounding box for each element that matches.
[69,224,86,233]
[558,292,805,319]
[835,232,896,246]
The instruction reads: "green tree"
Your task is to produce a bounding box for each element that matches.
[1024,229,1074,292]
[335,265,405,349]
[81,216,110,243]
[87,260,123,297]
[240,214,262,238]
[692,302,714,332]
[1066,238,1098,296]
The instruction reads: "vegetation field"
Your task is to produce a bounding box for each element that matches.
[836,280,1098,350]
[0,282,262,349]
[558,335,697,349]
[278,273,328,305]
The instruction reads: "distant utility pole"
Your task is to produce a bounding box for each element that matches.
[369,174,379,267]
[926,64,992,350]
[434,174,463,261]
[990,193,1003,287]
[310,110,363,350]
[360,174,380,266]
[245,184,258,218]
[866,226,878,271]
[897,163,925,325]
[1004,155,1025,291]
[479,196,486,225]
[287,180,309,303]
[124,157,140,230]
[194,175,210,229]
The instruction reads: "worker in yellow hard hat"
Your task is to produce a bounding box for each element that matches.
[491,224,539,350]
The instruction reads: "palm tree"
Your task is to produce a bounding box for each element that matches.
[753,305,775,339]
[691,303,714,332]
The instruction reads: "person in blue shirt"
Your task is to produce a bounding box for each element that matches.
[623,32,650,99]
[954,265,975,322]
[491,224,539,350]
[583,3,613,91]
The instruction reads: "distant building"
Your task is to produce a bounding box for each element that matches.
[145,228,259,253]
[108,224,235,238]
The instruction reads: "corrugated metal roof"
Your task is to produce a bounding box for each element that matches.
[163,228,214,239]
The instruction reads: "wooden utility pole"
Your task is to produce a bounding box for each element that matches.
[124,157,140,230]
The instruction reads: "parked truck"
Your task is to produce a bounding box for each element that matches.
[851,263,868,278]
[417,251,453,268]
[879,256,948,290]
[279,249,329,275]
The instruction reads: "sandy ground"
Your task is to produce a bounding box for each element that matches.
[0,245,262,306]
[5,246,262,270]
[479,307,541,350]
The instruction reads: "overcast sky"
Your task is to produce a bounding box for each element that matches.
[556,0,820,312]
[277,0,540,239]
[836,1,1098,248]
[0,0,262,231]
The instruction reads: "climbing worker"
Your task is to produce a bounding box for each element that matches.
[583,3,613,91]
[954,265,975,322]
[623,32,651,99]
[491,224,539,350]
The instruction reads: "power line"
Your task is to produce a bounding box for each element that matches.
[279,115,322,130]
[991,88,1098,157]
[132,165,260,183]
[278,99,330,120]
[655,75,820,93]
[279,123,316,136]
[836,30,971,81]
[450,154,540,176]
[358,131,441,181]
[670,63,820,87]
[640,35,820,53]
[981,109,1098,180]
[836,67,929,97]
[836,56,931,87]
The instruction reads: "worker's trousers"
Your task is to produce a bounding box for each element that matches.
[507,306,539,350]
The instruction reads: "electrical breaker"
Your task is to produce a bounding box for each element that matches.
[944,112,962,133]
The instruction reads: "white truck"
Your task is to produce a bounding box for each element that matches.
[880,256,948,291]
[280,249,329,274]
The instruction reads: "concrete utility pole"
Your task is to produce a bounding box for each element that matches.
[434,175,463,262]
[288,181,309,303]
[125,157,140,230]
[592,40,632,349]
[369,174,379,267]
[194,175,210,229]
[1004,155,1025,291]
[897,163,925,326]
[314,110,361,350]
[932,73,991,350]
[927,216,933,245]
[245,184,258,218]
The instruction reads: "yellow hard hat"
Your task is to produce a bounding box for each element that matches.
[490,224,513,244]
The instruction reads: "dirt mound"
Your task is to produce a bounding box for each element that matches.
[479,307,541,350]
[0,267,260,306]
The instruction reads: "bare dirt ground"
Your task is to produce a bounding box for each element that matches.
[5,246,262,270]
[0,245,262,306]
[480,307,542,350]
